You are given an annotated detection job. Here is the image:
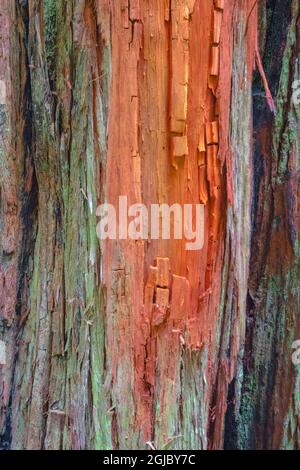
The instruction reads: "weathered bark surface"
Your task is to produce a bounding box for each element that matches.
[0,0,299,450]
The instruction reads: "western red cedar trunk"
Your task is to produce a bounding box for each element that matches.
[0,0,299,450]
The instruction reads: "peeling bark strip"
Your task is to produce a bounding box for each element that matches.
[0,0,299,450]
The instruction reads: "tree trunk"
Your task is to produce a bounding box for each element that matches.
[0,0,299,450]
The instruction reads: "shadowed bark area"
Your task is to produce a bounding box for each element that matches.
[0,0,299,450]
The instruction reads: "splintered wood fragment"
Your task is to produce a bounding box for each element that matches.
[207,145,219,197]
[156,257,170,288]
[170,84,188,134]
[205,121,219,145]
[152,288,170,326]
[172,49,189,86]
[144,266,158,317]
[213,10,222,45]
[199,166,209,205]
[156,288,169,308]
[210,45,220,76]
[148,265,158,286]
[172,135,188,158]
[197,125,206,166]
[171,30,189,133]
[208,75,218,96]
[169,275,190,329]
[198,150,206,167]
[214,0,224,10]
[186,0,196,16]
[183,5,190,21]
[198,124,206,153]
[170,117,186,135]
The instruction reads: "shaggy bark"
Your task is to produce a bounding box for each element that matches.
[0,0,299,450]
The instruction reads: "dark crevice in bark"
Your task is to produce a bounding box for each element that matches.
[17,15,38,323]
[223,378,237,450]
[1,1,39,450]
[264,0,292,97]
[252,0,292,218]
[237,0,299,449]
[248,0,292,327]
